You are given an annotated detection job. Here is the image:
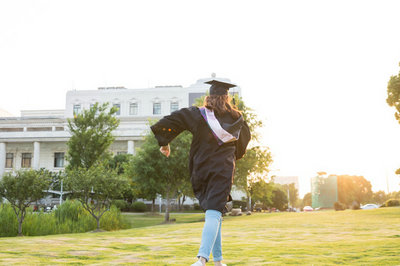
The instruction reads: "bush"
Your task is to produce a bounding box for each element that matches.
[334,201,346,211]
[131,201,147,212]
[112,199,129,211]
[232,200,247,210]
[0,200,127,237]
[193,203,202,211]
[382,199,400,207]
[352,202,361,210]
[0,203,18,237]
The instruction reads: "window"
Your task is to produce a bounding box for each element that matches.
[21,153,32,168]
[153,103,161,115]
[113,104,121,115]
[54,152,65,168]
[170,102,179,113]
[73,104,81,116]
[5,153,13,168]
[129,102,138,115]
[117,151,127,155]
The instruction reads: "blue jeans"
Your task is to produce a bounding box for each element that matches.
[197,209,223,262]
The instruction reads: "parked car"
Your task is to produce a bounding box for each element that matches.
[360,204,379,210]
[303,206,313,212]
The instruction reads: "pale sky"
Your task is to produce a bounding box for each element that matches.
[1,0,400,196]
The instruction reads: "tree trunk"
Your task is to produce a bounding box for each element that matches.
[151,198,155,212]
[177,195,181,212]
[246,193,251,211]
[18,218,23,237]
[181,195,186,212]
[96,217,100,231]
[165,191,170,222]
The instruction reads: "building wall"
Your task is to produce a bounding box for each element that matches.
[311,175,338,209]
[274,176,300,191]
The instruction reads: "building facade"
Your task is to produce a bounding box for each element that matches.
[0,76,241,180]
[311,175,338,209]
[273,176,300,191]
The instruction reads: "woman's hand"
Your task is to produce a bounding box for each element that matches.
[160,144,170,157]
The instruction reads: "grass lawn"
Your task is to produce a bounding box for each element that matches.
[122,212,205,229]
[0,207,399,265]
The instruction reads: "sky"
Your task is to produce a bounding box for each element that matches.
[1,0,400,196]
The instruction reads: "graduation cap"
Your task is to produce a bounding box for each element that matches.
[204,79,237,96]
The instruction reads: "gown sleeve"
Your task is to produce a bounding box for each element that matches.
[235,120,251,160]
[150,107,197,146]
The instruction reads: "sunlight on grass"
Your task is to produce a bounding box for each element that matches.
[0,208,399,265]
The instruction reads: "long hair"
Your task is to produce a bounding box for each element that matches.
[203,94,241,119]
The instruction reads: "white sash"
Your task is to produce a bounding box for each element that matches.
[204,108,237,143]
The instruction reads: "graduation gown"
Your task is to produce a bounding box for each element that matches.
[151,106,251,213]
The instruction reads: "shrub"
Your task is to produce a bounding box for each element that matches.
[0,200,127,237]
[193,203,201,211]
[334,201,346,211]
[0,203,18,237]
[352,202,361,210]
[112,200,129,211]
[232,200,247,210]
[382,199,400,207]
[131,201,147,212]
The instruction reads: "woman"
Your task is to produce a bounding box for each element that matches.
[151,79,251,266]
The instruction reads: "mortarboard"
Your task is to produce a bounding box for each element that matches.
[205,80,237,96]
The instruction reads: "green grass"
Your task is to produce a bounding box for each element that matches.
[122,212,205,228]
[0,208,399,265]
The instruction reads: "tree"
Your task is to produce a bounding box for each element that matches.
[250,179,273,209]
[270,185,288,211]
[372,190,387,205]
[0,169,52,236]
[65,163,128,231]
[337,175,373,206]
[386,62,400,174]
[65,102,126,231]
[66,102,119,170]
[235,146,273,210]
[108,153,133,175]
[108,154,136,204]
[302,192,312,207]
[282,183,299,208]
[126,130,192,221]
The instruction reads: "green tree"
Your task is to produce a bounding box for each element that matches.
[386,62,400,174]
[126,131,192,221]
[108,153,135,204]
[65,102,126,231]
[66,102,119,170]
[337,175,373,206]
[64,163,128,231]
[0,169,52,236]
[235,146,273,210]
[282,183,299,208]
[250,179,273,209]
[270,185,288,211]
[372,190,387,205]
[302,192,312,208]
[108,153,133,175]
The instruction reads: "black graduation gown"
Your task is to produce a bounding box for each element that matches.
[150,106,251,213]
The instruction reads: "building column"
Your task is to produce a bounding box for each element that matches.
[33,141,40,169]
[127,140,135,155]
[0,143,6,177]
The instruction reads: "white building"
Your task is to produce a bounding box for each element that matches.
[0,76,241,199]
[273,176,300,191]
